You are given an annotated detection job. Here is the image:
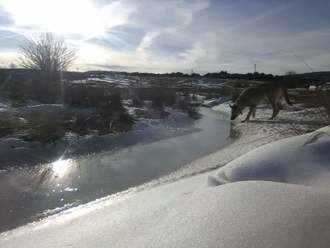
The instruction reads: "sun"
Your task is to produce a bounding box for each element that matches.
[2,0,106,38]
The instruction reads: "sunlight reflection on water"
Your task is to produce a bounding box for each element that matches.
[51,159,74,177]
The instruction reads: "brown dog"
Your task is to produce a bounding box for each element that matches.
[230,82,292,122]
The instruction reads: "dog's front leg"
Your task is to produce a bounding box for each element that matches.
[242,107,253,123]
[252,108,256,118]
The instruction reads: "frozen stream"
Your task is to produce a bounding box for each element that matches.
[0,107,232,232]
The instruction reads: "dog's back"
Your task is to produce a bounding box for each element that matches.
[236,82,291,106]
[235,83,270,107]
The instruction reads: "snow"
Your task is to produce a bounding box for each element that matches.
[208,126,330,188]
[1,178,330,248]
[19,104,95,116]
[211,101,232,115]
[0,102,10,112]
[202,97,231,107]
[20,104,67,114]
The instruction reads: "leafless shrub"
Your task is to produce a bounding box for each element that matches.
[20,33,76,73]
[19,33,76,102]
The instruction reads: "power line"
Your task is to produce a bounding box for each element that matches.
[292,52,314,72]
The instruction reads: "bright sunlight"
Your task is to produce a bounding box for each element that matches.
[51,158,74,177]
[2,0,105,37]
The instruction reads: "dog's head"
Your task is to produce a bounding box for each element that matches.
[229,103,243,120]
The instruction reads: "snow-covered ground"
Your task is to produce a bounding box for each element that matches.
[161,102,322,184]
[208,125,330,188]
[202,96,231,107]
[2,178,330,248]
[19,104,95,115]
[1,98,330,247]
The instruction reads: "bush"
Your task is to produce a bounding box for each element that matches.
[0,119,17,137]
[24,115,66,145]
[297,89,330,125]
[318,90,330,122]
[7,81,27,106]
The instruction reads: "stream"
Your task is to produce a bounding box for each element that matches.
[0,107,232,232]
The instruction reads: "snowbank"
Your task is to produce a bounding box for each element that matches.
[208,126,330,188]
[19,104,95,116]
[211,101,231,116]
[202,96,231,107]
[1,178,330,248]
[0,102,10,112]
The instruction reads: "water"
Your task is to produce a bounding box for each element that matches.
[0,107,232,232]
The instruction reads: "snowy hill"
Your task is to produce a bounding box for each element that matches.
[208,126,330,188]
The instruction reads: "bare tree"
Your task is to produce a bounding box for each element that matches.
[19,33,76,102]
[20,33,76,72]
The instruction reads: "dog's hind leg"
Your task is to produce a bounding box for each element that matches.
[242,107,254,122]
[268,95,279,120]
[273,102,281,119]
[270,108,278,119]
[252,108,256,118]
[283,88,293,106]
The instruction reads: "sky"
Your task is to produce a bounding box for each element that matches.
[0,0,329,74]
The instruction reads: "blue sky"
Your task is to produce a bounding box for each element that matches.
[0,0,329,74]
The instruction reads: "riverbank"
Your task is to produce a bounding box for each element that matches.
[134,101,324,188]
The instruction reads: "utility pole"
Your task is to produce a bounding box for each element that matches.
[254,63,257,73]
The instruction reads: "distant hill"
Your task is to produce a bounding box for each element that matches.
[281,71,330,82]
[0,68,86,81]
[1,68,330,84]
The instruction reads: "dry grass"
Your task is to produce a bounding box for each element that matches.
[293,89,330,125]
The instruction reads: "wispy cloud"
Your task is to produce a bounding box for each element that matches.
[0,6,13,26]
[0,0,329,74]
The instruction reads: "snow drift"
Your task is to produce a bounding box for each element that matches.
[1,180,330,248]
[208,126,330,188]
[212,101,231,116]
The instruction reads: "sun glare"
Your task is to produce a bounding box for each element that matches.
[52,158,74,177]
[2,0,106,37]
